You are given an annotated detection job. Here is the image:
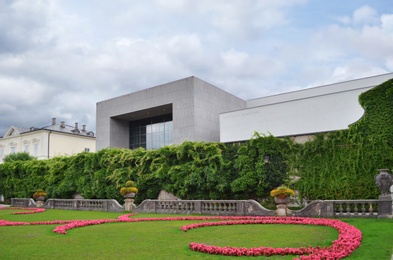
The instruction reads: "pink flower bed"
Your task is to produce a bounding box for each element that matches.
[0,207,45,215]
[182,216,362,259]
[0,208,362,259]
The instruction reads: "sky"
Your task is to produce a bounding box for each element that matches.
[1,0,393,136]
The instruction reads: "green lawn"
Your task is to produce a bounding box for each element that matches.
[0,208,392,259]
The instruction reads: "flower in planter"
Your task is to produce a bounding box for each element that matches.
[270,185,294,199]
[33,189,47,199]
[120,180,139,196]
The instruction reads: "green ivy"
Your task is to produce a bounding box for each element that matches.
[231,133,292,200]
[295,79,393,200]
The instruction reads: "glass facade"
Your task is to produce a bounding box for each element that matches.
[129,114,173,150]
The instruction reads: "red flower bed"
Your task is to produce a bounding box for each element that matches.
[181,216,362,259]
[0,207,45,215]
[0,208,362,259]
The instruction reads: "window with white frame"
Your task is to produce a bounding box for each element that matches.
[24,141,30,153]
[33,143,38,156]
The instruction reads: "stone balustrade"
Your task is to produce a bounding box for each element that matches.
[10,197,391,218]
[330,200,379,217]
[46,199,124,212]
[10,198,36,208]
[133,199,276,216]
[11,198,124,212]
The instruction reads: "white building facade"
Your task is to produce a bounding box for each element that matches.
[0,118,96,163]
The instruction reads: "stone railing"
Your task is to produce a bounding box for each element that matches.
[133,200,275,216]
[326,200,379,218]
[135,198,391,218]
[45,199,124,212]
[10,198,391,217]
[11,198,36,208]
[290,199,382,218]
[11,198,124,212]
[133,199,276,216]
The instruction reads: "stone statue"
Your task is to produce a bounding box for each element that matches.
[375,169,393,195]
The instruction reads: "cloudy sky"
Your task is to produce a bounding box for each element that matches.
[1,0,393,136]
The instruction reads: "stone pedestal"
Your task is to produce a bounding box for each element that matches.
[378,194,392,217]
[274,197,291,216]
[124,199,135,212]
[36,200,44,207]
[35,196,45,207]
[276,204,288,216]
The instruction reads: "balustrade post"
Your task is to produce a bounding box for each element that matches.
[361,203,366,214]
[322,201,334,217]
[378,196,392,217]
[375,169,393,217]
[338,202,343,215]
[238,201,244,216]
[353,203,358,214]
[194,201,201,214]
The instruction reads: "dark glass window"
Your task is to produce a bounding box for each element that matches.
[129,114,173,150]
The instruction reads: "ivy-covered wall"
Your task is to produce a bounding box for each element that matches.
[0,79,392,202]
[294,78,393,199]
[0,137,290,204]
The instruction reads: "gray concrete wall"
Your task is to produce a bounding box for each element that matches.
[193,78,247,142]
[96,76,246,150]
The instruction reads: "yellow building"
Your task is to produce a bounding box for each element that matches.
[0,118,95,163]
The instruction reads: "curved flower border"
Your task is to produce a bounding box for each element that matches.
[181,217,362,259]
[0,206,46,215]
[0,208,362,259]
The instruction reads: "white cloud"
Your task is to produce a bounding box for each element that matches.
[336,16,351,25]
[381,14,393,34]
[386,58,393,71]
[353,5,378,25]
[332,63,387,82]
[0,76,53,106]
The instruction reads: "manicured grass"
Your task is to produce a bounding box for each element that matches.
[0,208,392,259]
[339,218,393,259]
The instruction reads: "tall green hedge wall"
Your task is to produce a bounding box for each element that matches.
[0,137,292,204]
[0,79,392,202]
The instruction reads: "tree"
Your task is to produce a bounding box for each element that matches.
[3,152,36,163]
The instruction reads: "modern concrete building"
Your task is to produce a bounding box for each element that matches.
[96,76,246,150]
[0,118,95,163]
[96,73,393,150]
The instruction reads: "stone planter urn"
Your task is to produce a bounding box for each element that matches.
[36,196,45,201]
[274,197,290,204]
[33,189,46,208]
[274,197,291,216]
[375,169,393,216]
[375,169,393,196]
[35,196,45,207]
[124,193,136,199]
[120,180,138,212]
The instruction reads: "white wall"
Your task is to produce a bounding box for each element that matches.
[49,132,96,158]
[220,73,393,143]
[0,130,95,162]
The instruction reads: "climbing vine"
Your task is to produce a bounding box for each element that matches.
[295,78,393,199]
